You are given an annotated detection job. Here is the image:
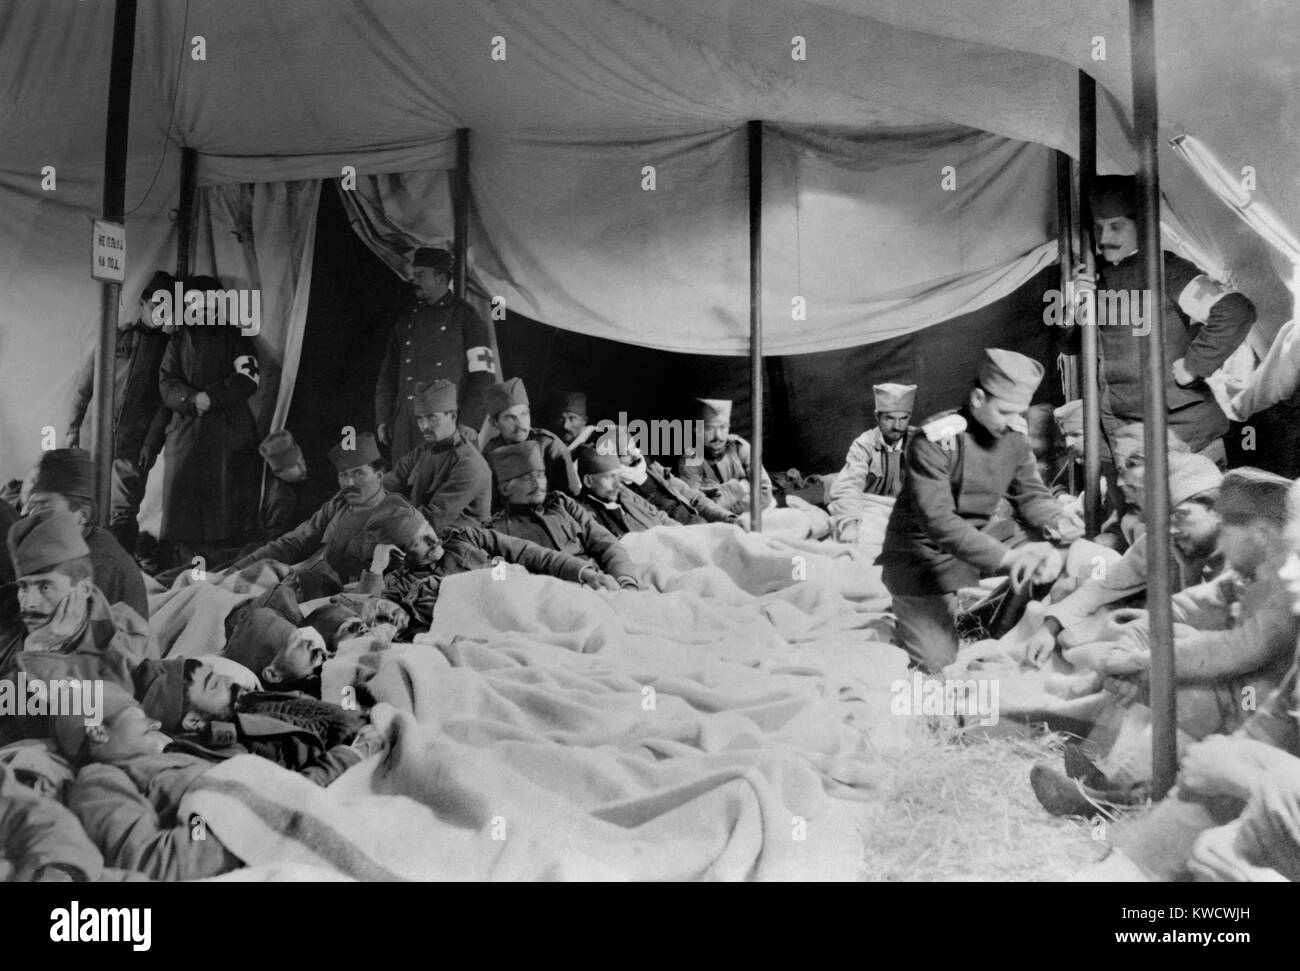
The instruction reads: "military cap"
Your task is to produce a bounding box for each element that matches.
[414,379,459,415]
[574,444,621,478]
[361,499,429,552]
[487,378,529,418]
[695,398,732,424]
[258,430,304,474]
[7,511,89,578]
[412,247,453,275]
[1089,175,1140,220]
[51,681,138,765]
[1053,399,1084,437]
[488,441,545,481]
[135,657,192,735]
[1216,467,1292,527]
[224,607,297,679]
[328,431,381,473]
[1112,423,1192,468]
[306,603,365,654]
[562,391,588,416]
[873,383,917,415]
[976,349,1044,411]
[1167,452,1224,507]
[141,270,175,302]
[32,448,95,500]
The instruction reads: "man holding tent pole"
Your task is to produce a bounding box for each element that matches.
[1071,175,1255,464]
[877,349,1083,672]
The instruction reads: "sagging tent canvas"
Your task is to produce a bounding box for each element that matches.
[1,0,1297,481]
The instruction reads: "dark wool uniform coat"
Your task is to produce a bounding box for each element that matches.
[878,409,1063,596]
[159,327,261,545]
[358,524,589,631]
[383,429,492,532]
[487,492,636,579]
[233,490,412,584]
[375,291,494,464]
[68,319,171,457]
[1094,250,1254,452]
[577,485,678,538]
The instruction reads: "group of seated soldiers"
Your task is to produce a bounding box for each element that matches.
[4,323,1300,881]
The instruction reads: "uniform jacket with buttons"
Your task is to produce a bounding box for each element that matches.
[358,523,590,631]
[878,408,1064,595]
[675,435,773,514]
[487,492,636,579]
[383,429,492,532]
[233,490,413,583]
[1095,250,1254,448]
[159,326,261,544]
[577,485,678,538]
[374,293,493,463]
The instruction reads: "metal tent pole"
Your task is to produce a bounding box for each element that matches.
[93,0,139,525]
[1078,71,1103,535]
[747,120,764,531]
[1130,0,1178,798]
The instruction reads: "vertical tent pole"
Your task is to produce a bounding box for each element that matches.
[453,128,470,302]
[176,147,197,279]
[1055,150,1077,496]
[1078,71,1102,534]
[747,120,764,531]
[94,0,139,526]
[1130,0,1178,798]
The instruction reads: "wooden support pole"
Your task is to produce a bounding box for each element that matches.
[1055,150,1078,495]
[747,120,764,531]
[1078,71,1103,535]
[94,0,138,526]
[1130,0,1178,798]
[453,128,470,302]
[176,147,197,280]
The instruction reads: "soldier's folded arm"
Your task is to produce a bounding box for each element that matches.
[69,764,241,881]
[232,498,335,571]
[382,449,418,495]
[1174,596,1295,684]
[423,454,491,533]
[469,526,588,581]
[908,435,1008,573]
[572,501,637,581]
[1169,260,1257,378]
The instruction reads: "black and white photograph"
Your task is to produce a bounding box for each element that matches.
[0,0,1295,935]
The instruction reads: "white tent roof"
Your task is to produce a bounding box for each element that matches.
[1,0,1296,465]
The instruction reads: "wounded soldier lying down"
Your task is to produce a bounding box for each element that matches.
[356,503,619,634]
[58,683,385,881]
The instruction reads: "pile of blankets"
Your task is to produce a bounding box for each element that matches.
[164,525,910,880]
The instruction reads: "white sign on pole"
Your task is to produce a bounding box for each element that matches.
[91,219,126,282]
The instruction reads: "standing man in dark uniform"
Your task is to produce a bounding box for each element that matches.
[65,270,175,556]
[878,349,1081,672]
[158,276,262,568]
[1073,175,1255,461]
[375,247,496,465]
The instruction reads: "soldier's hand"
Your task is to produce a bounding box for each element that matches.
[1002,542,1055,591]
[1024,628,1058,669]
[1171,357,1196,387]
[1070,263,1097,326]
[370,543,399,575]
[66,429,80,449]
[193,391,212,414]
[1102,675,1144,707]
[377,422,391,445]
[578,566,619,591]
[349,724,388,758]
[616,575,640,591]
[1044,509,1085,544]
[138,444,157,469]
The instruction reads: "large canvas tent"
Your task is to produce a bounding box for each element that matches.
[2,0,1297,479]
